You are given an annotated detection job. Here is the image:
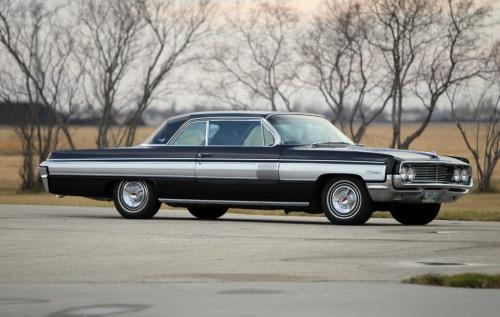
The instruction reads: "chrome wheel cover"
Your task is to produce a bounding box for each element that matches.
[119,181,148,212]
[327,181,361,219]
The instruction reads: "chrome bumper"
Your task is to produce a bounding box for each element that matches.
[39,166,50,193]
[366,175,473,203]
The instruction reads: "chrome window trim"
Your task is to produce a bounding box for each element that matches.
[205,119,210,146]
[206,119,262,146]
[166,116,281,147]
[141,113,325,147]
[260,121,266,145]
[167,119,208,147]
[264,113,354,146]
[261,118,279,145]
[265,112,325,120]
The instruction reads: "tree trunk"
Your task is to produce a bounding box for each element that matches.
[19,142,35,192]
[62,126,76,150]
[476,174,492,192]
[390,84,399,148]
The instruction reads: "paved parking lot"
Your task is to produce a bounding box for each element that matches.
[1,204,500,316]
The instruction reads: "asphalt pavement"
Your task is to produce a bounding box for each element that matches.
[1,204,500,316]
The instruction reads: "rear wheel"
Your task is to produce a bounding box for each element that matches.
[390,203,440,225]
[187,206,228,220]
[113,180,161,219]
[321,177,373,225]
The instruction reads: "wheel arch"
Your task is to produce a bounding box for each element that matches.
[112,178,159,193]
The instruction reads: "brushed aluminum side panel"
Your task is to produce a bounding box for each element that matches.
[46,160,195,178]
[195,162,279,180]
[256,162,280,180]
[279,163,386,182]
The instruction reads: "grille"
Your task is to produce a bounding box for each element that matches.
[406,164,454,184]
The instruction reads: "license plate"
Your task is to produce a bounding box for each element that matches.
[421,191,439,203]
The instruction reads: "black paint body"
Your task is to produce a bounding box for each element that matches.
[43,111,465,210]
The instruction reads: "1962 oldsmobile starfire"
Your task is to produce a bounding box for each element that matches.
[39,112,473,225]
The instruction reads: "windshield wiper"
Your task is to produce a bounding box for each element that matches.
[311,141,352,148]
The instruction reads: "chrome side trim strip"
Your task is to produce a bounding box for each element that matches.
[52,174,195,178]
[159,198,309,207]
[48,158,195,161]
[43,159,386,182]
[279,159,384,165]
[366,184,389,189]
[46,157,385,164]
[46,161,195,178]
[279,163,387,182]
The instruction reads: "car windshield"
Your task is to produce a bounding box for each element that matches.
[268,115,354,145]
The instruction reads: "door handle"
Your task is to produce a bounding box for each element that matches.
[197,153,212,158]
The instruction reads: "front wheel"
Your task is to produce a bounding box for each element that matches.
[390,203,440,225]
[113,180,161,219]
[321,177,373,225]
[187,206,228,220]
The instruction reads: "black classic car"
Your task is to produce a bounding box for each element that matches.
[39,111,473,225]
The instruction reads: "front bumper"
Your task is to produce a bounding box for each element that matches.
[39,165,50,193]
[366,175,473,204]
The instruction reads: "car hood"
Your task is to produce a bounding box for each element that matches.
[308,145,467,165]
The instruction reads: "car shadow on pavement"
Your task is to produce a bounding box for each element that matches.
[46,212,402,226]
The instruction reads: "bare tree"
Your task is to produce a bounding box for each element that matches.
[77,0,143,148]
[118,0,214,146]
[447,43,500,192]
[367,0,489,149]
[367,0,439,148]
[0,0,80,191]
[402,0,489,149]
[205,0,299,111]
[301,0,391,142]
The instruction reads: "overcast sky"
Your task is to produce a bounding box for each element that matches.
[31,0,500,113]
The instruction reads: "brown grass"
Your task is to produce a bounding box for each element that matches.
[0,126,156,155]
[0,123,499,221]
[363,123,500,182]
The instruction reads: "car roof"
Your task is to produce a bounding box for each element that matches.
[167,111,323,123]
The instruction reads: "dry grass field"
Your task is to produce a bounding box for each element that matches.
[0,123,499,221]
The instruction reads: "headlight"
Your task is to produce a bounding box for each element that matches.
[460,168,469,183]
[452,168,461,182]
[407,167,416,182]
[400,166,408,181]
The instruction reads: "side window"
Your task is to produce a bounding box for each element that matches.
[207,120,273,146]
[171,121,206,145]
[243,124,263,146]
